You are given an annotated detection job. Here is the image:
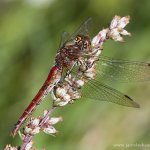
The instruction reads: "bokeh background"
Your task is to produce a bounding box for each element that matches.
[0,0,150,150]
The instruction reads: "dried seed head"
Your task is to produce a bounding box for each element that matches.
[92,29,108,48]
[25,141,33,150]
[31,127,40,135]
[49,117,63,125]
[118,16,130,28]
[75,79,85,87]
[108,16,131,42]
[55,100,69,106]
[4,144,18,150]
[30,118,40,126]
[120,29,131,36]
[43,126,57,135]
[24,126,32,134]
[56,87,67,97]
[109,28,124,42]
[110,16,120,29]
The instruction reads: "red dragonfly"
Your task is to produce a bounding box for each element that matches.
[12,18,150,136]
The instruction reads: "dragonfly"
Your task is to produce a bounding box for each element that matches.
[12,17,150,137]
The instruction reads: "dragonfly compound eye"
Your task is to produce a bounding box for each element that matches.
[75,35,82,43]
[83,42,88,49]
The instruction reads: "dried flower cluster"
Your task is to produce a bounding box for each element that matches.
[21,109,62,149]
[24,110,62,136]
[6,15,131,150]
[4,144,18,150]
[6,109,62,150]
[109,15,131,42]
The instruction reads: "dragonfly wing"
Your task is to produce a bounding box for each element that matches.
[96,55,150,82]
[82,79,140,108]
[58,18,92,48]
[71,17,92,38]
[59,31,71,48]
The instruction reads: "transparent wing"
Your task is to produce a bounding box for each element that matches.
[58,18,92,48]
[82,80,140,108]
[70,17,92,38]
[96,55,150,82]
[59,32,70,48]
[60,18,92,46]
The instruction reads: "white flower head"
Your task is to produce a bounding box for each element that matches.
[24,126,32,134]
[43,126,57,135]
[25,141,33,150]
[108,16,131,42]
[84,72,95,79]
[4,144,18,150]
[31,127,40,135]
[49,117,63,125]
[63,94,71,101]
[76,79,85,87]
[56,87,67,97]
[56,100,69,106]
[30,118,40,126]
[92,29,108,48]
[110,15,120,29]
[118,16,130,28]
[109,28,124,42]
[24,126,40,135]
[120,29,131,36]
[44,110,48,116]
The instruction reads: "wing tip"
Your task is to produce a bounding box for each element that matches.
[124,94,140,108]
[133,101,140,108]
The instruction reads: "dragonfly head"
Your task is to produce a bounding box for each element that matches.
[74,35,91,51]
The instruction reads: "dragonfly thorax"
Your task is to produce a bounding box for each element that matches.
[55,45,81,70]
[55,35,91,70]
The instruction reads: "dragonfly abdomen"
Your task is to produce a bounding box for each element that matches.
[11,66,61,137]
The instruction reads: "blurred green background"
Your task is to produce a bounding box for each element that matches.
[0,0,150,150]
